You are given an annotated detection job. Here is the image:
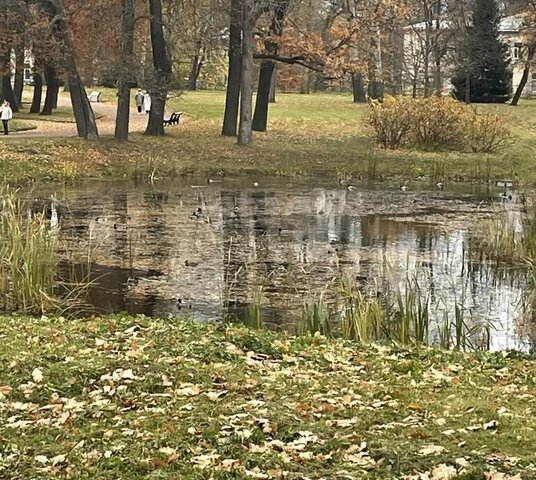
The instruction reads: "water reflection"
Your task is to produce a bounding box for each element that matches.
[28,177,532,351]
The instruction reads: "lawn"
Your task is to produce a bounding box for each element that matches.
[0,315,533,479]
[1,89,535,184]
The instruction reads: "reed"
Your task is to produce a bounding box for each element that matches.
[244,287,264,330]
[390,278,430,345]
[0,190,58,313]
[299,293,332,337]
[339,277,385,343]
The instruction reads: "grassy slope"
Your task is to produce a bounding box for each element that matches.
[1,90,535,184]
[0,315,534,479]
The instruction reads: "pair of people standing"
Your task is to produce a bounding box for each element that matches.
[0,101,13,135]
[135,89,151,115]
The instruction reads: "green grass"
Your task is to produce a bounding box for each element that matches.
[0,315,534,479]
[1,90,536,184]
[16,106,78,124]
[10,119,37,132]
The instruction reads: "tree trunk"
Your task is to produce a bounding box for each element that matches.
[39,0,99,139]
[511,45,535,106]
[367,26,384,100]
[145,0,172,136]
[252,1,288,129]
[269,64,276,103]
[465,71,471,104]
[188,56,199,91]
[115,0,136,142]
[511,65,529,106]
[188,52,204,91]
[351,73,367,103]
[30,70,43,113]
[41,66,59,115]
[13,46,24,109]
[238,0,254,145]
[252,60,274,132]
[222,0,242,136]
[1,76,18,112]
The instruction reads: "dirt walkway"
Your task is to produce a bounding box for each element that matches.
[6,94,152,138]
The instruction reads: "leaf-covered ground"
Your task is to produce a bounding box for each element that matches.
[2,91,536,184]
[0,315,535,479]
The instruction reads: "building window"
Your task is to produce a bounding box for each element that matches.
[514,42,523,60]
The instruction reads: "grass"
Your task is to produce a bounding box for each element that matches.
[0,189,58,313]
[1,90,535,184]
[0,314,534,479]
[15,106,79,124]
[10,119,37,132]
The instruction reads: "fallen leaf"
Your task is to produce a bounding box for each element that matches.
[419,445,446,456]
[0,385,13,396]
[32,368,44,383]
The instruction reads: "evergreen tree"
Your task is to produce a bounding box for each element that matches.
[452,0,512,103]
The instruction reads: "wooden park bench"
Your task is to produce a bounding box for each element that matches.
[88,91,102,102]
[163,112,183,127]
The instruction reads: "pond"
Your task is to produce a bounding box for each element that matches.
[28,176,532,351]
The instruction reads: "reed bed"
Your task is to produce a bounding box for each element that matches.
[0,190,58,313]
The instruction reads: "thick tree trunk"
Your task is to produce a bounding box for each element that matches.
[238,0,254,145]
[188,56,199,91]
[367,27,384,101]
[38,0,99,138]
[145,0,172,136]
[41,66,59,115]
[269,65,276,103]
[222,0,242,137]
[115,0,136,142]
[511,65,529,106]
[351,73,367,103]
[1,76,18,112]
[30,70,43,113]
[252,1,288,131]
[13,46,24,109]
[252,60,274,132]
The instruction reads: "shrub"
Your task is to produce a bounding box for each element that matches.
[368,96,413,149]
[368,95,513,153]
[411,96,466,150]
[464,109,514,153]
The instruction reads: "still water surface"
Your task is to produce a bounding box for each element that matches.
[29,176,531,351]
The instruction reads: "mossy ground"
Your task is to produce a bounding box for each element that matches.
[1,91,535,185]
[0,315,534,479]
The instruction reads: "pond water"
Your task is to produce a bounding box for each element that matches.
[29,176,533,351]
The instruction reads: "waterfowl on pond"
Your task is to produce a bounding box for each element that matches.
[189,207,203,220]
[229,206,240,219]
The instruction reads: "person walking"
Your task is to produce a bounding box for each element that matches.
[135,89,144,114]
[143,91,151,114]
[0,101,13,135]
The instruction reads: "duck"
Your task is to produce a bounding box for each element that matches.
[347,185,356,192]
[189,207,203,220]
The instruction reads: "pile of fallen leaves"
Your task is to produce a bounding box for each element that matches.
[0,315,534,479]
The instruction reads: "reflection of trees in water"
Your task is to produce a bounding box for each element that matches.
[28,182,533,349]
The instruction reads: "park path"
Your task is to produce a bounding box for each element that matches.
[7,93,151,138]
